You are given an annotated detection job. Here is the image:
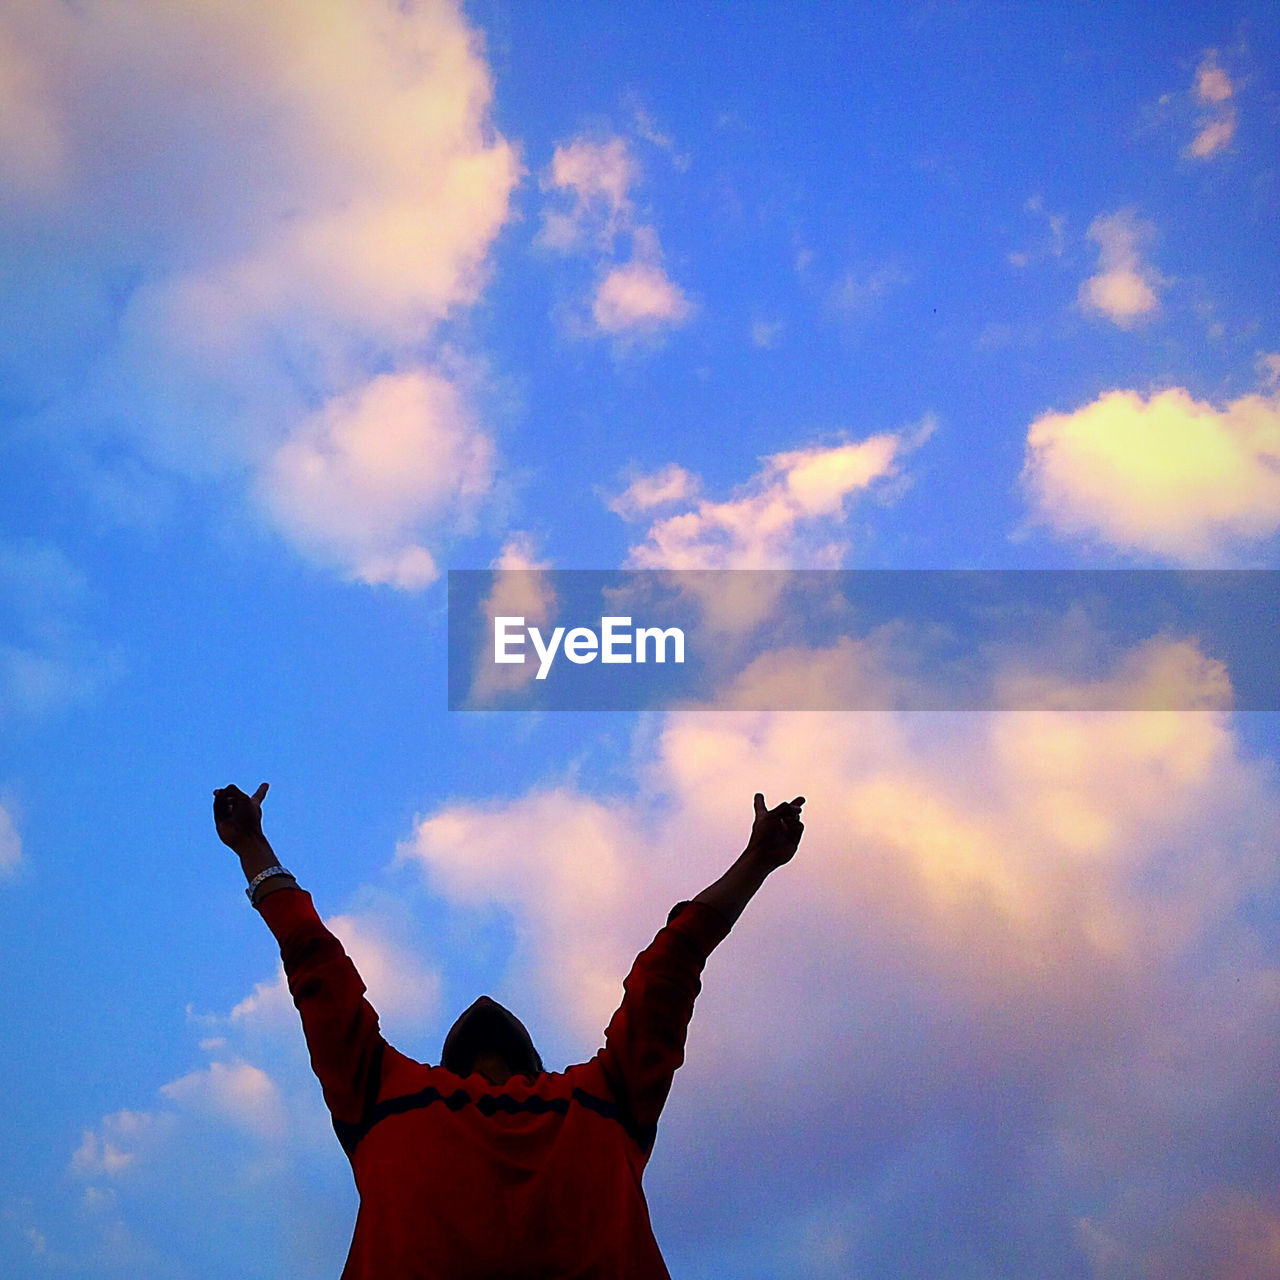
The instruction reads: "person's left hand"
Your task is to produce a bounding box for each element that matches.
[213,782,269,854]
[745,792,805,869]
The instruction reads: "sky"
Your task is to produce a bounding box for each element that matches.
[1,1,1279,1276]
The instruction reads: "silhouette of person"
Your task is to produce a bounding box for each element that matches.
[214,781,805,1279]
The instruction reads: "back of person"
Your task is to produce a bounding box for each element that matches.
[214,781,805,1278]
[339,1053,666,1279]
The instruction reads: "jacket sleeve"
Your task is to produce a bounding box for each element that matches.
[595,899,734,1153]
[256,886,385,1129]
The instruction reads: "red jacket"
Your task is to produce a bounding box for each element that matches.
[257,887,733,1279]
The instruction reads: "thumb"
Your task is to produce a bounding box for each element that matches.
[753,792,767,818]
[252,782,269,806]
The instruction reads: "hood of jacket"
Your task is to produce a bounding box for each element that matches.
[440,995,543,1081]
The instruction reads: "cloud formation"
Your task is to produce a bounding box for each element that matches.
[1021,385,1280,562]
[1077,210,1164,328]
[0,539,120,722]
[613,422,932,570]
[261,370,494,588]
[593,259,692,334]
[61,897,446,1275]
[0,803,18,875]
[540,135,690,339]
[538,137,637,253]
[0,0,519,586]
[1187,50,1237,159]
[607,464,701,520]
[465,532,558,703]
[396,658,1280,1276]
[1007,194,1066,269]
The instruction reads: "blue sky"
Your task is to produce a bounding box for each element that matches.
[1,1,1279,1276]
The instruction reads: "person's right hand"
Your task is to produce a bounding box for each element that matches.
[745,792,805,870]
[213,783,269,854]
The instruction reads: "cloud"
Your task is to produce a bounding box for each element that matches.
[539,134,690,339]
[399,789,645,1041]
[593,260,691,334]
[829,261,910,314]
[1077,209,1164,328]
[0,539,121,721]
[259,369,494,587]
[465,533,558,704]
[159,1061,286,1141]
[61,895,447,1272]
[750,319,783,348]
[1188,114,1236,160]
[71,1110,171,1179]
[607,464,701,519]
[1020,385,1280,562]
[0,0,519,587]
[229,904,444,1035]
[66,1060,332,1276]
[1194,52,1235,104]
[614,422,931,571]
[0,12,64,192]
[1007,194,1066,269]
[394,662,1280,1276]
[1078,1188,1280,1280]
[539,137,637,252]
[0,803,20,875]
[1187,50,1237,159]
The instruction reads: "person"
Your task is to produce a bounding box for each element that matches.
[213,781,805,1280]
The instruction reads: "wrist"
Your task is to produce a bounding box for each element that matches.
[236,837,277,878]
[246,866,296,906]
[740,845,778,876]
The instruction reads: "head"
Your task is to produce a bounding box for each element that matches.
[441,995,543,1086]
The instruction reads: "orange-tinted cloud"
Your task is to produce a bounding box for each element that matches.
[0,0,519,586]
[1077,210,1164,328]
[616,428,926,571]
[1187,50,1238,160]
[540,135,690,339]
[262,370,494,588]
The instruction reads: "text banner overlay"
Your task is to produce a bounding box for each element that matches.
[447,570,1280,712]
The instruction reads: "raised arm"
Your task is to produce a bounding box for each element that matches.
[596,792,805,1154]
[213,784,385,1140]
[693,791,805,926]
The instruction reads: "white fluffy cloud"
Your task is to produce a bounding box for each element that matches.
[0,0,519,586]
[71,1110,163,1179]
[614,422,931,571]
[228,904,443,1035]
[1077,209,1164,328]
[400,789,644,1039]
[261,370,494,588]
[159,1061,286,1141]
[1021,385,1280,561]
[464,533,558,704]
